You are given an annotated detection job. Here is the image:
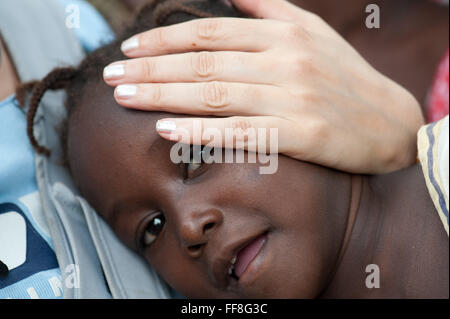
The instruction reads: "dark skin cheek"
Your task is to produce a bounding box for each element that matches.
[148,238,227,298]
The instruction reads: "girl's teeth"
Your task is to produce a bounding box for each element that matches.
[228,256,237,277]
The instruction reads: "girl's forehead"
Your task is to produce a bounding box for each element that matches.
[75,81,161,135]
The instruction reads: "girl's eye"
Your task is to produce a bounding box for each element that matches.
[186,145,206,179]
[187,161,203,177]
[143,213,165,246]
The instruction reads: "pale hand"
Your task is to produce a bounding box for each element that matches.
[103,0,424,174]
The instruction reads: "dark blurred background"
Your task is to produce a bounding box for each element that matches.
[87,0,449,111]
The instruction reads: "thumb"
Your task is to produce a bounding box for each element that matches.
[232,0,307,21]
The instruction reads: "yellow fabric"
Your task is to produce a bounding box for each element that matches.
[417,115,449,236]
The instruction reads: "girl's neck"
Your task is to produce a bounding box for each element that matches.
[322,165,448,298]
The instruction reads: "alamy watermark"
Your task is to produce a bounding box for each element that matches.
[167,120,279,175]
[365,264,380,289]
[24,264,80,299]
[65,4,80,29]
[365,4,381,29]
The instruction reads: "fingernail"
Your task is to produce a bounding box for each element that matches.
[156,120,177,133]
[103,64,125,79]
[121,37,139,52]
[116,85,137,97]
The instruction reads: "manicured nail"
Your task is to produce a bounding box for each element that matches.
[121,37,139,52]
[116,85,137,97]
[103,64,125,79]
[156,120,177,133]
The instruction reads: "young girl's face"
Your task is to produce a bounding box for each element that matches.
[68,82,352,298]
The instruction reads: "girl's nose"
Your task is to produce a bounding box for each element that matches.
[176,208,223,258]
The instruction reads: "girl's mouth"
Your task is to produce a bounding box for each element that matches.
[211,230,269,290]
[228,233,267,280]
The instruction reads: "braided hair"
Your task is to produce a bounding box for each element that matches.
[17,0,244,158]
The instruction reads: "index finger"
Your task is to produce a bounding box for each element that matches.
[121,17,281,57]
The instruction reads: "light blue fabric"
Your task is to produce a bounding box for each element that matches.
[0,0,113,299]
[0,96,62,299]
[58,0,115,52]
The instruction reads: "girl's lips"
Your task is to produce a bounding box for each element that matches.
[234,234,267,278]
[211,230,269,289]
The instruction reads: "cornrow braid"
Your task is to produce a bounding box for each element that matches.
[25,67,77,156]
